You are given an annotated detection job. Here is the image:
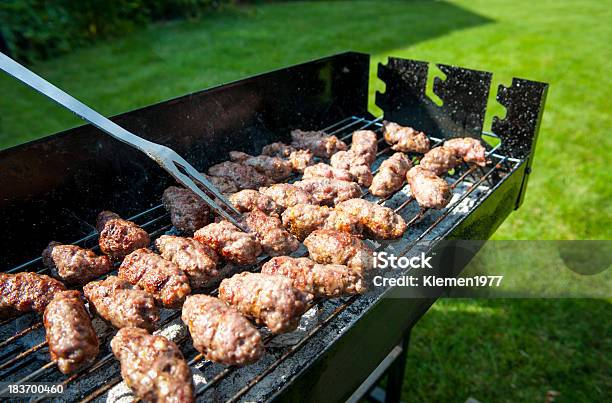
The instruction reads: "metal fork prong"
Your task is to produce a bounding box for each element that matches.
[172,158,242,217]
[174,172,248,232]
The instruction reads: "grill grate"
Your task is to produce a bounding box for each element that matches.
[0,115,518,402]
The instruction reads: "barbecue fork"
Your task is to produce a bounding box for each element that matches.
[0,52,247,231]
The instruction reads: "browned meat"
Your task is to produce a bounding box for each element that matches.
[219,272,312,333]
[294,178,362,206]
[304,229,373,276]
[44,290,99,374]
[261,143,314,173]
[290,129,348,158]
[42,242,111,286]
[97,211,150,261]
[0,272,66,318]
[261,142,295,158]
[281,203,362,241]
[303,163,354,182]
[288,149,314,173]
[162,186,211,235]
[182,295,263,366]
[350,130,378,165]
[119,248,191,308]
[382,121,430,153]
[229,151,293,182]
[111,327,194,403]
[335,198,407,239]
[259,183,316,209]
[245,209,300,256]
[444,137,487,166]
[369,153,412,197]
[262,256,366,297]
[330,151,373,187]
[229,189,283,216]
[207,161,271,190]
[83,276,159,331]
[406,166,452,209]
[194,221,262,265]
[419,146,460,176]
[201,173,240,195]
[155,235,222,290]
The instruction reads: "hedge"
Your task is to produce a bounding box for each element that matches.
[0,0,233,63]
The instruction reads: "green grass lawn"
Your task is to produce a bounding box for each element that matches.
[0,0,610,401]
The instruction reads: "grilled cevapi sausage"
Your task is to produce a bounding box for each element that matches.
[259,183,316,210]
[244,209,300,256]
[44,290,99,374]
[418,146,460,176]
[444,137,487,166]
[302,163,354,182]
[304,229,374,277]
[194,221,262,265]
[42,242,112,286]
[207,161,271,190]
[294,178,362,206]
[162,186,211,235]
[281,203,363,241]
[219,272,312,334]
[229,189,283,217]
[83,276,159,332]
[406,166,452,209]
[111,327,194,403]
[119,248,191,308]
[369,152,412,197]
[182,295,264,366]
[382,121,430,153]
[229,151,293,183]
[155,235,223,290]
[383,121,430,154]
[0,272,66,319]
[260,142,314,173]
[262,256,366,298]
[290,129,348,158]
[335,198,407,239]
[97,211,150,261]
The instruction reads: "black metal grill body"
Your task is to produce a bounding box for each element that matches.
[0,52,547,402]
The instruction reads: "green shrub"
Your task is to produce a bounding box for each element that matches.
[0,0,231,63]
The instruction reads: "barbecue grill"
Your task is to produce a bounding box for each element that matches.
[0,52,547,402]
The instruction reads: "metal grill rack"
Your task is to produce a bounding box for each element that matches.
[0,114,518,402]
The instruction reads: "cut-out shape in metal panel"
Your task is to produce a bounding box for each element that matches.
[376,57,492,139]
[492,78,549,159]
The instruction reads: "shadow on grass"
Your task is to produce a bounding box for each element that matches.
[403,298,611,402]
[0,0,493,149]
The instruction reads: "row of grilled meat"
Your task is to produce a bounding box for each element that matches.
[0,121,487,402]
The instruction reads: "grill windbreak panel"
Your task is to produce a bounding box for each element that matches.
[0,52,370,269]
[0,115,521,402]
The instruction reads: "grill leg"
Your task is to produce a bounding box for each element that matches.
[384,332,411,403]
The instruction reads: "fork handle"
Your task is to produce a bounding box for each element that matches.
[0,52,161,156]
